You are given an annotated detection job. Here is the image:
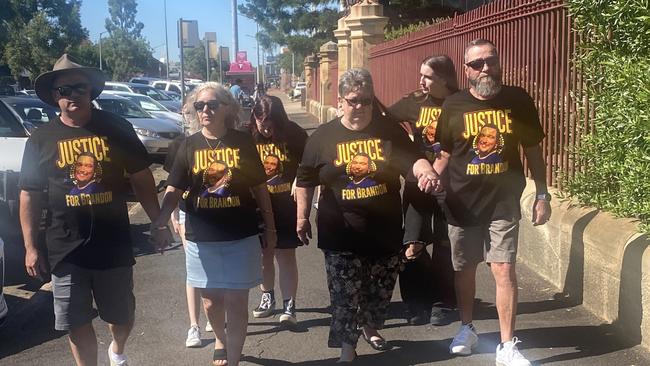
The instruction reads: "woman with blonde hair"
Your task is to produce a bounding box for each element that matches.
[163,93,214,348]
[154,82,276,366]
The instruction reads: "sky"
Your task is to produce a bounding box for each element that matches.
[80,0,261,65]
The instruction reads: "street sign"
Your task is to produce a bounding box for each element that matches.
[178,20,200,48]
[205,32,218,60]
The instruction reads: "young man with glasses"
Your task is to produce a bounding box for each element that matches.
[432,39,552,366]
[19,54,171,366]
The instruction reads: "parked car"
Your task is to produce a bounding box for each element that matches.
[159,90,181,101]
[103,91,182,126]
[16,90,37,96]
[0,98,30,244]
[293,81,307,99]
[151,80,197,95]
[93,93,183,156]
[1,96,59,132]
[129,76,161,85]
[104,82,181,113]
[0,236,6,327]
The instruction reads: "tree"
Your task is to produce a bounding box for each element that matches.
[1,0,88,81]
[102,0,152,80]
[184,44,207,80]
[239,0,340,64]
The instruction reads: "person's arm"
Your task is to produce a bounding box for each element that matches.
[130,168,173,250]
[20,190,47,279]
[433,150,450,176]
[295,186,315,245]
[523,144,551,225]
[251,183,277,250]
[151,185,184,233]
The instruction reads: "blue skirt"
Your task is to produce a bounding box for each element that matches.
[185,235,262,289]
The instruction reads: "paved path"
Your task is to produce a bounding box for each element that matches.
[1,92,648,365]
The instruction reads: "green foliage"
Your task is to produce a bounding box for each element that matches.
[102,0,152,81]
[239,0,339,63]
[0,0,87,81]
[384,18,449,41]
[566,0,650,231]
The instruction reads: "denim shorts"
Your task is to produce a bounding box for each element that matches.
[51,262,135,331]
[185,235,262,289]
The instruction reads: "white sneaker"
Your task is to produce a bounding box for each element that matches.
[279,298,297,327]
[185,325,202,348]
[205,321,212,332]
[495,337,531,366]
[449,324,478,355]
[108,342,129,366]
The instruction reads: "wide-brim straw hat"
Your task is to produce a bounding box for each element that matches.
[34,54,105,107]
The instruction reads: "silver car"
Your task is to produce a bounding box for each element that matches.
[104,82,181,113]
[103,91,183,126]
[0,237,6,327]
[93,93,183,156]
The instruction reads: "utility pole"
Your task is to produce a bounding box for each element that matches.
[232,0,239,54]
[164,0,170,79]
[99,31,108,71]
[178,18,186,105]
[218,46,224,83]
[205,37,210,82]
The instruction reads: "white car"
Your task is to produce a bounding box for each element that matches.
[104,82,181,113]
[293,82,307,99]
[104,91,182,126]
[151,80,197,95]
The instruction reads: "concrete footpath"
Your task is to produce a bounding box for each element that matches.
[0,92,648,365]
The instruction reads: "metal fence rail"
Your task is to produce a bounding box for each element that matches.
[369,0,585,188]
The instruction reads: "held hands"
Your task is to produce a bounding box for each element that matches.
[296,218,312,245]
[532,199,552,226]
[417,171,441,194]
[149,222,174,253]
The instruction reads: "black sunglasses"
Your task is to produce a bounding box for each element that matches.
[343,97,373,107]
[465,56,499,71]
[193,100,221,111]
[52,83,89,97]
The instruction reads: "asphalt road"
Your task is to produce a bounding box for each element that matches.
[0,92,648,365]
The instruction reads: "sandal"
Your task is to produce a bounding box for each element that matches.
[362,332,391,351]
[212,349,227,365]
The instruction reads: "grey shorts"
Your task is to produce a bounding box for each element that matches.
[51,262,135,331]
[448,218,520,271]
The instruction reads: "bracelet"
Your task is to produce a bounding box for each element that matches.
[153,226,168,231]
[264,228,277,232]
[297,218,309,221]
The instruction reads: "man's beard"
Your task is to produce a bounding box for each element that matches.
[469,73,502,98]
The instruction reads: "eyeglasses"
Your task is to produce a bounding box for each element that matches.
[465,56,499,71]
[193,100,221,111]
[52,83,89,97]
[342,97,373,108]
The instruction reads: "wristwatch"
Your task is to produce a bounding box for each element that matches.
[536,193,552,202]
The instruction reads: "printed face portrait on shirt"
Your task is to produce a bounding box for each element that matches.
[263,154,282,177]
[422,122,437,145]
[204,161,232,194]
[346,153,377,184]
[473,124,503,157]
[69,152,102,187]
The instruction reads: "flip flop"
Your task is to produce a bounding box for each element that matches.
[212,349,227,366]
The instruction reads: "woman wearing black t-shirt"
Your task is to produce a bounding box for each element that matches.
[388,55,459,326]
[154,82,276,366]
[295,68,440,363]
[247,95,308,326]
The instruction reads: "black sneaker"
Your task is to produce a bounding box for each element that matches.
[430,303,456,326]
[279,298,297,327]
[253,291,275,318]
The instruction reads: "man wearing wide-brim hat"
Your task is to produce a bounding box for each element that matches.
[19,54,172,366]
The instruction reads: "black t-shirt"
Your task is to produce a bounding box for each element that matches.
[389,91,445,163]
[19,110,151,270]
[166,129,266,242]
[296,114,422,257]
[436,86,545,226]
[164,135,188,212]
[251,121,308,232]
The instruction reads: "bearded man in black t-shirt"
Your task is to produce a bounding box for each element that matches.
[19,54,171,366]
[432,39,552,366]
